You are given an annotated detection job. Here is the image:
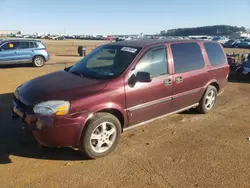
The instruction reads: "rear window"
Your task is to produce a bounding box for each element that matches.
[171,42,205,74]
[204,43,226,66]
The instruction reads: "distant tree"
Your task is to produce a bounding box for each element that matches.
[160,30,166,35]
[160,25,247,36]
[17,31,21,35]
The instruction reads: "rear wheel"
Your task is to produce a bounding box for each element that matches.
[79,112,121,159]
[197,85,217,114]
[33,56,45,67]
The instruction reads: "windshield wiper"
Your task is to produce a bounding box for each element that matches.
[70,71,84,77]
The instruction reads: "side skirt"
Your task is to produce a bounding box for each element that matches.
[123,103,199,132]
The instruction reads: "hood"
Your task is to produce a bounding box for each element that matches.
[16,70,108,106]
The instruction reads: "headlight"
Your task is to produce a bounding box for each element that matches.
[33,101,70,116]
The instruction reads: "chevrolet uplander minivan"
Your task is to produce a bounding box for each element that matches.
[13,39,229,158]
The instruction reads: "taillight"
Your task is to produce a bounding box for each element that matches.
[45,48,48,52]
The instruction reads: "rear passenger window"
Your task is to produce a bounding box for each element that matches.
[135,47,168,78]
[29,42,34,48]
[19,42,29,49]
[171,43,205,74]
[204,43,226,66]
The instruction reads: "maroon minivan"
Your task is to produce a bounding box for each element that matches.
[13,39,229,158]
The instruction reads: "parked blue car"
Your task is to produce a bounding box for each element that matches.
[0,39,50,67]
[236,54,250,75]
[237,39,250,49]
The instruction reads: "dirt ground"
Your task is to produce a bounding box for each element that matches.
[0,40,250,188]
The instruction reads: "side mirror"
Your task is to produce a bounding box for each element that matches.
[128,71,152,88]
[136,71,152,82]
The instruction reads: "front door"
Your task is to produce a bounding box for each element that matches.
[125,46,173,126]
[170,42,209,111]
[0,42,19,64]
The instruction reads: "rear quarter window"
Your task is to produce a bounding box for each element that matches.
[34,42,38,48]
[35,42,45,48]
[204,42,226,66]
[171,42,205,74]
[29,42,35,48]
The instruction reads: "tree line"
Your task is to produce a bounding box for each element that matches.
[160,25,246,36]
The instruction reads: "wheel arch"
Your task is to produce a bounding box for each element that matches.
[81,106,127,136]
[209,82,219,92]
[204,80,220,92]
[97,108,125,130]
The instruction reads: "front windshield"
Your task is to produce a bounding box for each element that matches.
[69,45,141,79]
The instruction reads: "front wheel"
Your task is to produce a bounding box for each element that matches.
[79,112,121,159]
[197,85,217,114]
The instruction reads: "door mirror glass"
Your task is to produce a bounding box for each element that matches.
[136,71,152,82]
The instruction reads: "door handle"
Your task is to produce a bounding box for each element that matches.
[176,76,183,83]
[163,79,172,86]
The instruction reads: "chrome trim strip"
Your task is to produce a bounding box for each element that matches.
[172,88,201,99]
[126,88,202,112]
[123,103,199,131]
[127,97,172,112]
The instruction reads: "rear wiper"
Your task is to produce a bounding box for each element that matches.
[70,71,84,77]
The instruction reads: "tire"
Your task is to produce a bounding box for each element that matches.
[79,51,83,56]
[79,112,121,159]
[33,56,45,67]
[78,46,83,56]
[197,85,217,114]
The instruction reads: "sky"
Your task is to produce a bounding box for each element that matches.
[0,0,249,35]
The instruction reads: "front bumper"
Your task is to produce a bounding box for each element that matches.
[13,101,91,147]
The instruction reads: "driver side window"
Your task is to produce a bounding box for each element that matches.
[1,42,19,51]
[134,47,168,78]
